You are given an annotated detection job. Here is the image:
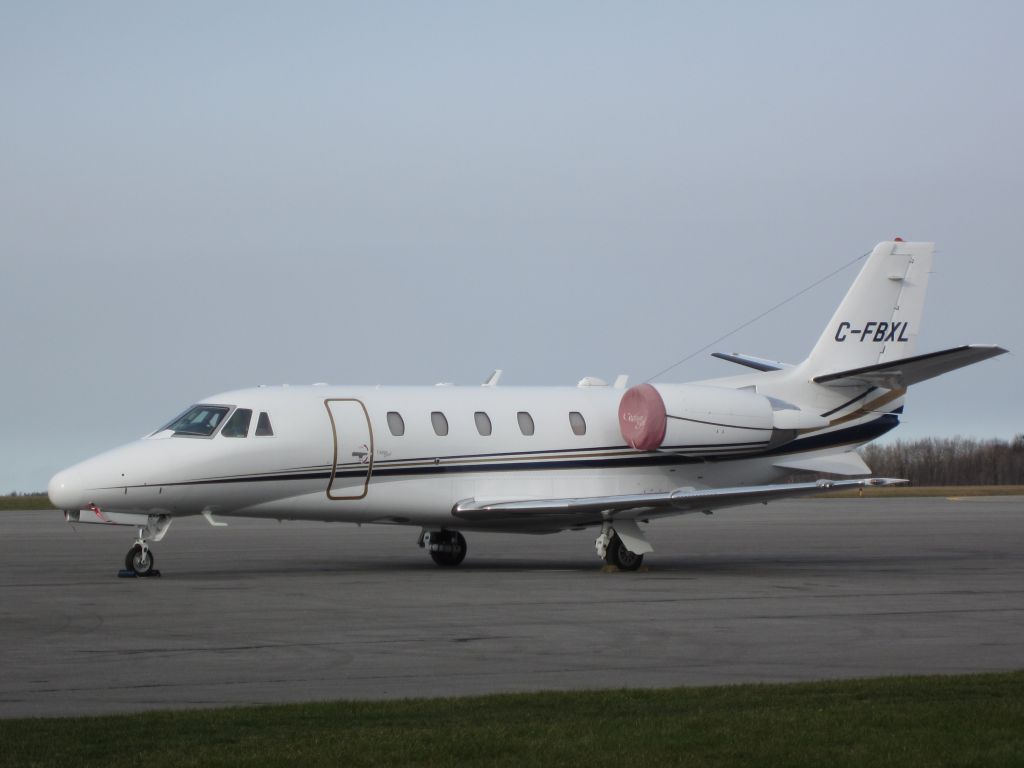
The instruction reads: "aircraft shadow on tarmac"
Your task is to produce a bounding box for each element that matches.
[157,550,982,580]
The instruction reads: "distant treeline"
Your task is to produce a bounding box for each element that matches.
[862,435,1024,486]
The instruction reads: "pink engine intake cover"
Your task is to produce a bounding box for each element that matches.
[618,383,667,451]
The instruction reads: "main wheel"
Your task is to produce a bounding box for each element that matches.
[126,544,155,576]
[429,531,467,567]
[604,534,643,571]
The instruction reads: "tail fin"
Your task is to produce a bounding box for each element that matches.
[803,240,934,377]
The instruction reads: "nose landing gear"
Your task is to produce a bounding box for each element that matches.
[118,516,172,577]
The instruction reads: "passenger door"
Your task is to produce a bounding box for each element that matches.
[325,399,373,500]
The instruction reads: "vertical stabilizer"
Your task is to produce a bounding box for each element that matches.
[802,241,933,377]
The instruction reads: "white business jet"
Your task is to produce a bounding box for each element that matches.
[49,240,1006,575]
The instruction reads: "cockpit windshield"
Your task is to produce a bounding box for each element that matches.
[158,405,231,437]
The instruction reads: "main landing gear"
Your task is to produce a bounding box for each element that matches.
[595,521,649,571]
[416,523,650,570]
[603,534,644,570]
[597,532,644,570]
[420,529,468,567]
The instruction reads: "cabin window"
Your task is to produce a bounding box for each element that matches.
[387,411,405,437]
[517,411,535,436]
[431,411,449,436]
[222,408,253,438]
[474,411,492,436]
[569,411,587,436]
[255,412,274,436]
[161,404,230,437]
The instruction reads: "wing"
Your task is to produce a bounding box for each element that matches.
[452,478,904,530]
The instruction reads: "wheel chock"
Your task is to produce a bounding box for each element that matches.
[116,569,162,578]
[599,564,650,573]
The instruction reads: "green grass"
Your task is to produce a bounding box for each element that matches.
[3,672,1023,767]
[0,494,52,510]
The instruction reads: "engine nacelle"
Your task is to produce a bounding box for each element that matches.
[618,383,778,453]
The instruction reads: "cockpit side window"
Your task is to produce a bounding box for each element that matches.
[162,405,231,437]
[255,412,274,436]
[222,408,253,438]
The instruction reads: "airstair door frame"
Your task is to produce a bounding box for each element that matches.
[325,398,374,500]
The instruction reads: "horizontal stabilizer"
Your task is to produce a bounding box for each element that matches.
[774,451,872,476]
[813,345,1007,389]
[453,478,906,526]
[712,352,791,372]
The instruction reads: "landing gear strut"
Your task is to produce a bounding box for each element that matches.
[421,530,468,567]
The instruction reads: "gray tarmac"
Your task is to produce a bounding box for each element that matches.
[1,496,1023,718]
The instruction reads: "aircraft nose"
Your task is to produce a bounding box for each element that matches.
[48,469,81,510]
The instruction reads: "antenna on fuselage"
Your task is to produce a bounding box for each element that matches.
[482,369,503,386]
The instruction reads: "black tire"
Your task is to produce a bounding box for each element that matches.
[604,534,643,571]
[126,544,155,576]
[429,531,467,567]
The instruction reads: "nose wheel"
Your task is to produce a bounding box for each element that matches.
[125,543,156,576]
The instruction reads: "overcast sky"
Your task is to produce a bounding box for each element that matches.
[2,1,1022,492]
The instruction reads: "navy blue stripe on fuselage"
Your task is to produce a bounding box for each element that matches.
[147,440,773,485]
[118,414,900,490]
